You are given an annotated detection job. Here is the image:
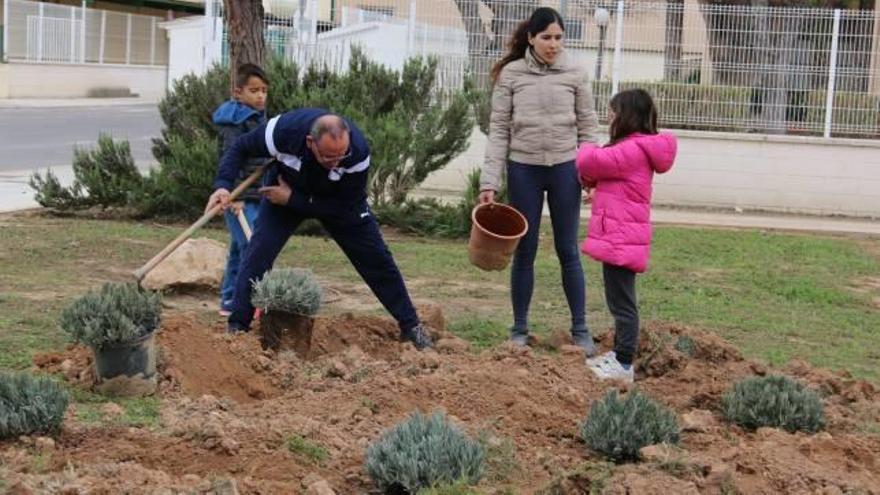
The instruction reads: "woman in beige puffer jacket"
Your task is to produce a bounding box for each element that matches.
[479,6,600,353]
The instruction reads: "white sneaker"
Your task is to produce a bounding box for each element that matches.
[586,350,617,367]
[588,353,635,383]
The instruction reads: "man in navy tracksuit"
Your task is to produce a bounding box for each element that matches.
[206,108,433,350]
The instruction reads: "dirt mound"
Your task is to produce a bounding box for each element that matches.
[17,314,880,494]
[159,316,278,402]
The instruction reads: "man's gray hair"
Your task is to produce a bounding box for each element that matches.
[310,114,350,141]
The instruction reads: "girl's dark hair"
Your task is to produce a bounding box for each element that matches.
[608,89,659,144]
[491,7,565,84]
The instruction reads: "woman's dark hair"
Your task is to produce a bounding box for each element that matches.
[608,89,659,144]
[491,7,565,84]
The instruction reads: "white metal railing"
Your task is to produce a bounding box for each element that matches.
[206,0,880,139]
[3,0,167,66]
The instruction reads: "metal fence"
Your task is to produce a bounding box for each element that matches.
[2,0,168,66]
[210,0,880,139]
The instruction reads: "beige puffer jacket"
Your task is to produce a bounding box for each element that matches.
[481,49,600,192]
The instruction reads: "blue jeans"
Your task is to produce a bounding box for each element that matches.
[507,160,587,334]
[220,201,259,310]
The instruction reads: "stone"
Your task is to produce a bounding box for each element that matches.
[212,478,240,495]
[101,402,125,418]
[435,337,470,354]
[33,436,56,452]
[327,360,348,378]
[560,344,585,356]
[705,463,734,487]
[60,359,76,379]
[681,409,717,432]
[415,302,446,333]
[142,237,227,291]
[220,438,241,455]
[257,356,273,370]
[639,443,678,463]
[306,480,336,495]
[756,427,781,439]
[749,361,768,376]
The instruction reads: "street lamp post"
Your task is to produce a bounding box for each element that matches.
[594,7,611,81]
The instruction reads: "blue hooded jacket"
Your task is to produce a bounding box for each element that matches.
[213,100,267,202]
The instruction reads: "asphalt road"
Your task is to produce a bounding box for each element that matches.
[0,104,162,171]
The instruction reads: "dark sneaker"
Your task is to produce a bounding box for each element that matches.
[400,324,433,350]
[571,330,599,357]
[509,327,529,346]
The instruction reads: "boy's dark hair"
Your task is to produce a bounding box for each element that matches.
[608,88,658,145]
[235,63,268,88]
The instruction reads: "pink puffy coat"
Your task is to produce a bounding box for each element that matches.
[575,132,677,273]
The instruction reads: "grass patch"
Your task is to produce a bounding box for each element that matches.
[285,434,329,464]
[537,460,614,495]
[418,480,480,495]
[448,319,508,349]
[479,433,520,485]
[1,214,879,380]
[30,452,50,474]
[69,387,161,429]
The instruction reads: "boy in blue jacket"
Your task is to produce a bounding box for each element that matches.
[211,64,268,316]
[205,108,433,350]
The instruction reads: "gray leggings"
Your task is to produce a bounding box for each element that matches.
[603,263,639,365]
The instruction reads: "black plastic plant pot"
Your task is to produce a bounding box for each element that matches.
[260,310,315,358]
[93,331,157,397]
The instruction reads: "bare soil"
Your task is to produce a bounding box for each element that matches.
[6,308,880,494]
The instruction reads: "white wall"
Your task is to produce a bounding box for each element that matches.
[0,62,167,100]
[0,65,10,99]
[655,131,880,217]
[422,128,880,218]
[163,19,206,86]
[318,22,429,73]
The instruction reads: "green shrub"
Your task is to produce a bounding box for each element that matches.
[29,134,142,210]
[721,375,825,433]
[36,51,476,222]
[0,372,69,439]
[268,49,475,207]
[365,411,485,494]
[134,134,218,218]
[151,64,228,163]
[374,169,508,239]
[251,268,322,316]
[581,390,680,463]
[60,282,162,349]
[28,169,81,209]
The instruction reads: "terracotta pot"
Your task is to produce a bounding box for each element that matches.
[468,203,528,271]
[260,310,315,357]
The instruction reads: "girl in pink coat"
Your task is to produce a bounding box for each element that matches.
[575,89,677,383]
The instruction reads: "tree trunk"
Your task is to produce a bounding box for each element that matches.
[223,0,265,92]
[664,0,685,81]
